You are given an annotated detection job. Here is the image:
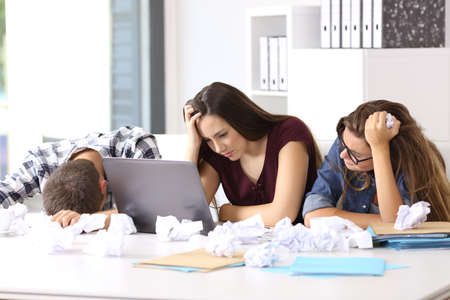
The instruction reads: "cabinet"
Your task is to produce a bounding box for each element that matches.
[246,6,320,114]
[246,6,450,142]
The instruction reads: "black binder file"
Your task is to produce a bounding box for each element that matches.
[373,0,445,48]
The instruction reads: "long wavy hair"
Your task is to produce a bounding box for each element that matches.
[336,100,450,221]
[184,82,323,169]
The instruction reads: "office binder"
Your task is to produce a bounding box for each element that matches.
[321,0,331,48]
[259,37,269,90]
[331,0,341,48]
[341,0,351,48]
[350,0,362,48]
[268,36,279,91]
[278,36,288,91]
[362,0,372,48]
[372,0,445,48]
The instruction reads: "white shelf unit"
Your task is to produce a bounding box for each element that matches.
[246,6,450,144]
[246,6,320,115]
[289,48,450,141]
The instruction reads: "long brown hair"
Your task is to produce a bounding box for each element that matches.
[185,82,323,169]
[337,100,450,221]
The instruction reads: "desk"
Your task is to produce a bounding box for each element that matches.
[1,226,450,300]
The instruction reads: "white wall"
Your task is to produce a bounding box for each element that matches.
[165,0,319,134]
[5,0,111,170]
[165,0,450,144]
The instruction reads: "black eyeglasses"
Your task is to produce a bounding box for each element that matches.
[338,135,373,165]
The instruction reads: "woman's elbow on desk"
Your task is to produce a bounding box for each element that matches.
[304,207,338,227]
[218,203,299,227]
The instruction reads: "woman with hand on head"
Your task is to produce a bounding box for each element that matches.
[303,100,450,228]
[183,82,322,226]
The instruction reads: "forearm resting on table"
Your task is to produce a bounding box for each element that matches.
[219,202,298,227]
[52,209,118,229]
[304,207,382,229]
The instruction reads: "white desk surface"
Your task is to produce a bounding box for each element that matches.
[1,223,450,300]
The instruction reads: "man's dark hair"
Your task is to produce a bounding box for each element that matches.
[43,159,103,215]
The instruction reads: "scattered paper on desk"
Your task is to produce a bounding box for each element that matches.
[42,221,75,252]
[271,218,316,252]
[205,214,268,257]
[83,229,124,256]
[244,243,279,267]
[232,214,267,244]
[31,213,136,256]
[108,213,137,235]
[2,203,29,236]
[71,214,107,235]
[136,248,244,272]
[82,213,136,256]
[271,216,372,253]
[155,215,203,242]
[205,223,236,257]
[186,234,208,251]
[394,201,430,230]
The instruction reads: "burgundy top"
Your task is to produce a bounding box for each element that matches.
[202,117,317,224]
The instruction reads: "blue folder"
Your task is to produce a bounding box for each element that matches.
[263,261,406,277]
[368,226,450,249]
[384,238,450,250]
[289,256,385,276]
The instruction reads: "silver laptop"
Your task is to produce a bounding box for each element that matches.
[103,158,215,234]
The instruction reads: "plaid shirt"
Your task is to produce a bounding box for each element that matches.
[0,126,161,209]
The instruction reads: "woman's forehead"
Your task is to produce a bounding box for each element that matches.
[342,127,370,153]
[197,115,228,137]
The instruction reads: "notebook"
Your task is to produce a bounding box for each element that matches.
[103,158,215,234]
[135,248,244,272]
[371,222,450,235]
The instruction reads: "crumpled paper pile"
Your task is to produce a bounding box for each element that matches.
[244,215,373,268]
[35,213,136,256]
[0,203,29,235]
[394,201,430,230]
[205,214,268,258]
[155,215,203,242]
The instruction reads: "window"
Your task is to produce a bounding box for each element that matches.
[0,0,7,179]
[0,0,5,103]
[110,0,165,133]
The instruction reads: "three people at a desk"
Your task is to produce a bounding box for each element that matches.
[1,82,449,230]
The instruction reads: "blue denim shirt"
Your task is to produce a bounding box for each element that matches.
[302,138,412,218]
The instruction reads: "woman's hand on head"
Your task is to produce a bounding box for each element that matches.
[184,104,203,150]
[365,111,400,149]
